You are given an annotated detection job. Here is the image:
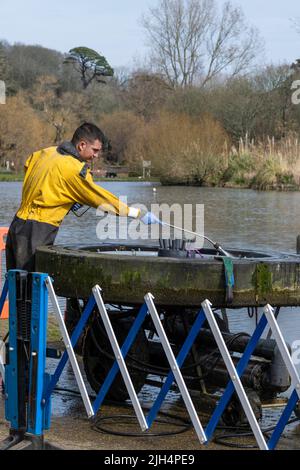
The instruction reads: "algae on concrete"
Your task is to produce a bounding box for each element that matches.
[252,263,273,300]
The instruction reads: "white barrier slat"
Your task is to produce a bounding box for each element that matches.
[46,277,94,418]
[145,293,207,444]
[202,299,268,451]
[93,285,148,432]
[263,304,300,399]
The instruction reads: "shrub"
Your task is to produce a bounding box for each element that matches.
[0,93,54,170]
[127,112,229,185]
[99,111,145,165]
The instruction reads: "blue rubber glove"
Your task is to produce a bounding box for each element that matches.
[140,212,162,225]
[72,202,83,212]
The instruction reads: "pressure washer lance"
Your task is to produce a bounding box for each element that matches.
[160,221,234,258]
[71,205,233,257]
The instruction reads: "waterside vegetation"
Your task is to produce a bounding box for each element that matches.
[1,0,300,190]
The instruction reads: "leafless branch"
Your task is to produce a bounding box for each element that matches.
[141,0,263,88]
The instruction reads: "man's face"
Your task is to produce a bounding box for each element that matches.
[77,139,102,162]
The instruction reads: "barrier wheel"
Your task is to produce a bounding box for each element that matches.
[83,314,149,401]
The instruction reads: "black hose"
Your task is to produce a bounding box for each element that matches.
[91,414,192,437]
[213,417,300,449]
[53,385,300,445]
[53,386,191,437]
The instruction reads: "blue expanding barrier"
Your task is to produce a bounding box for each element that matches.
[0,271,52,449]
[0,270,299,450]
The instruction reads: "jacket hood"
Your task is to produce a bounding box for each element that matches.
[57,141,82,161]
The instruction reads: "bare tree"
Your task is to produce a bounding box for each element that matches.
[254,64,297,138]
[120,72,172,119]
[28,76,84,143]
[141,0,262,88]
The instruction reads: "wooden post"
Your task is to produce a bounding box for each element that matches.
[297,235,300,255]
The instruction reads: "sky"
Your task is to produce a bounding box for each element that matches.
[0,0,299,68]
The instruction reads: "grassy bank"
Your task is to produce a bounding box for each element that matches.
[1,171,299,190]
[0,172,24,182]
[220,136,300,191]
[93,176,160,183]
[2,134,300,192]
[0,315,62,344]
[0,173,160,183]
[158,135,300,191]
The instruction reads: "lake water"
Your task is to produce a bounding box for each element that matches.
[1,181,300,448]
[1,181,300,338]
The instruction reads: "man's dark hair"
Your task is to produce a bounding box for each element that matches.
[71,122,105,146]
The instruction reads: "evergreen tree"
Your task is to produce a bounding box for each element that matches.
[64,47,114,89]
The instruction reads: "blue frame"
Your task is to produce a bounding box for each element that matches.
[13,274,294,451]
[4,271,52,435]
[89,301,299,450]
[27,273,51,435]
[5,270,21,430]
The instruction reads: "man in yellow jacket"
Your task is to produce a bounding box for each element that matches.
[6,122,160,271]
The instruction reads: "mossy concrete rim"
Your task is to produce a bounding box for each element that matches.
[36,244,300,308]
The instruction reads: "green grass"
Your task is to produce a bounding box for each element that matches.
[0,316,62,343]
[0,173,160,183]
[0,169,298,191]
[93,176,160,182]
[47,316,63,342]
[0,172,24,182]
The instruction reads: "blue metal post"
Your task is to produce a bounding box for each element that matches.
[5,271,18,429]
[5,271,53,438]
[5,270,26,430]
[27,273,50,435]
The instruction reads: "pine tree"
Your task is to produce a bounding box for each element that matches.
[64,46,114,89]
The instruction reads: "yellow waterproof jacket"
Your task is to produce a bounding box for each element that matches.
[17,146,137,227]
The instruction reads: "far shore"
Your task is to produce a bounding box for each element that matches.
[0,172,160,183]
[1,172,300,192]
